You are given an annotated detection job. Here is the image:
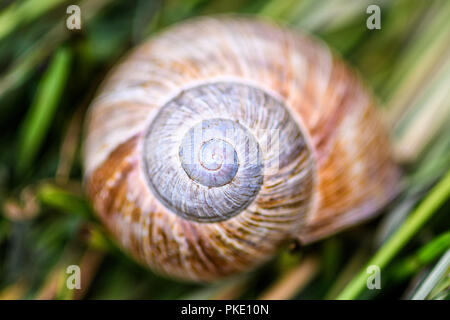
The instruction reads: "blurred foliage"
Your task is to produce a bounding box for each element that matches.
[0,0,449,300]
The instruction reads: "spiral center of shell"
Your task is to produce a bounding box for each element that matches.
[179,121,239,188]
[200,139,227,171]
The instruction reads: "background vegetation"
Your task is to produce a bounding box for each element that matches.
[0,0,449,299]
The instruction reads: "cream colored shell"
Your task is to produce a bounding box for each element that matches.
[84,17,399,281]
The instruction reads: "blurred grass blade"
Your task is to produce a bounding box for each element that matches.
[259,255,319,300]
[259,0,300,21]
[0,0,67,42]
[16,47,71,176]
[290,0,383,33]
[325,248,368,299]
[37,183,92,219]
[384,1,450,112]
[384,1,450,163]
[411,250,450,300]
[337,169,450,299]
[0,0,113,100]
[391,232,450,282]
[391,52,450,162]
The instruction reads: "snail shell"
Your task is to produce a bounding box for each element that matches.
[83,17,400,281]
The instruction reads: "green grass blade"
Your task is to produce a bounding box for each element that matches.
[390,232,450,281]
[337,169,450,299]
[16,47,71,176]
[411,250,450,300]
[0,0,67,41]
[37,183,92,219]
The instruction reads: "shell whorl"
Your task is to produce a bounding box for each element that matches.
[142,82,309,223]
[84,17,400,281]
